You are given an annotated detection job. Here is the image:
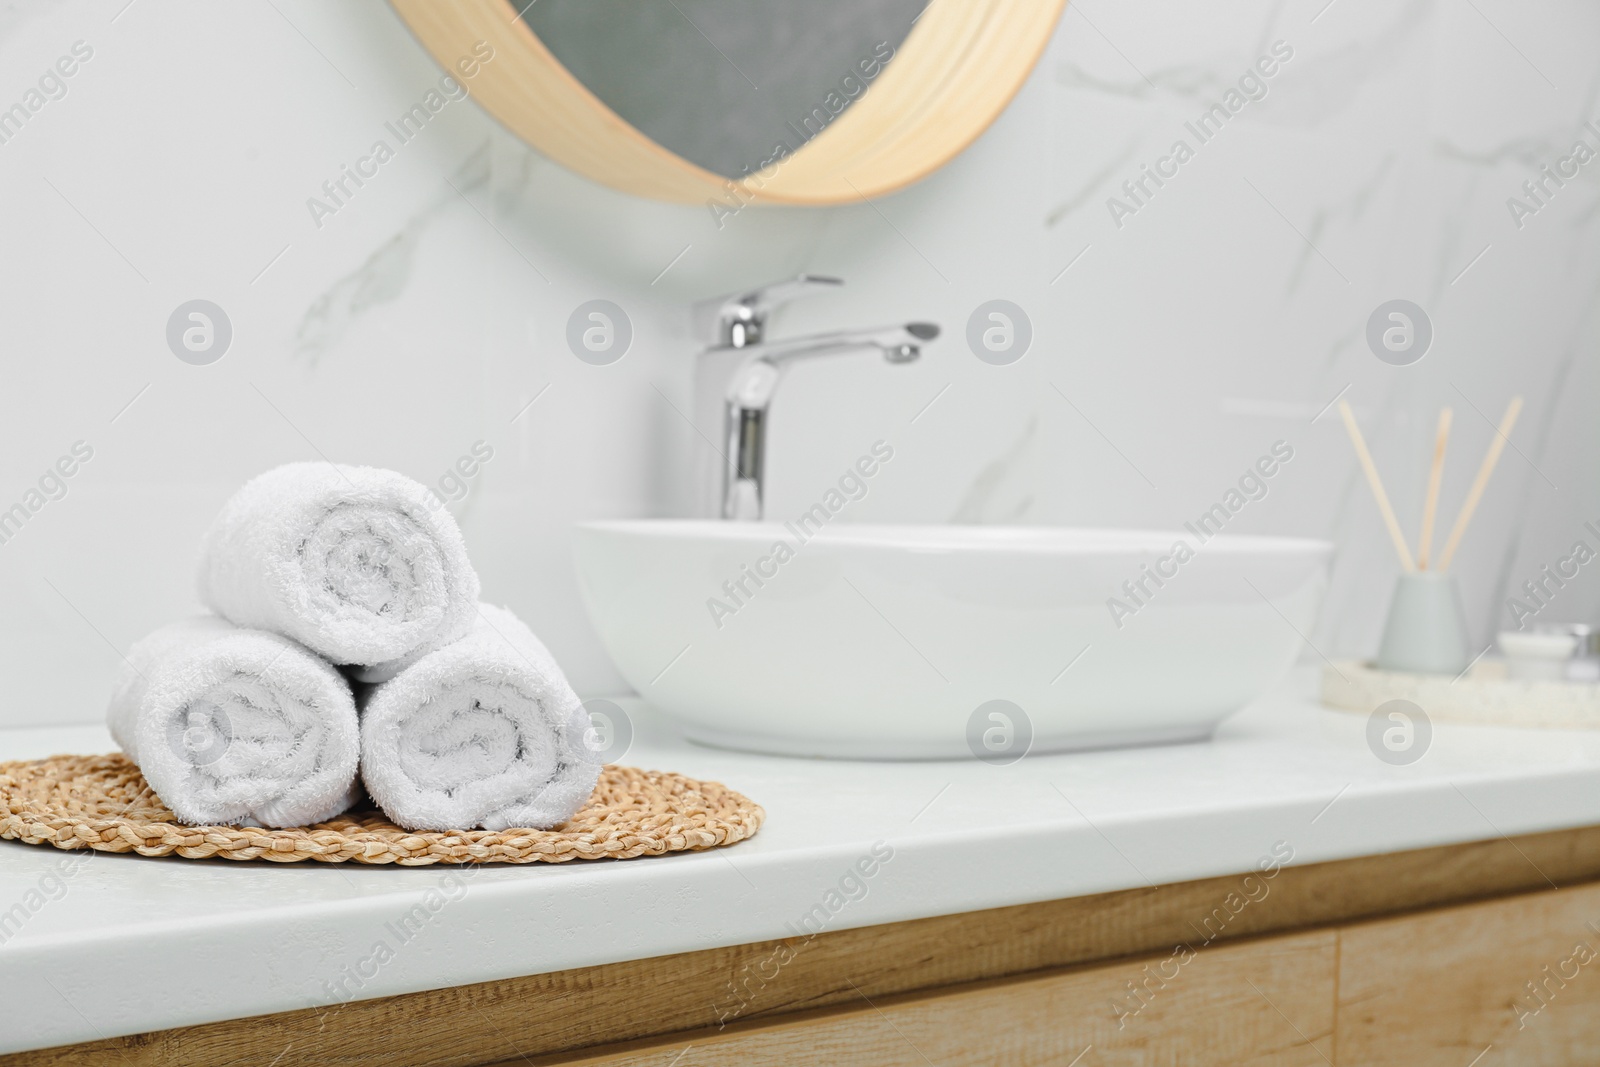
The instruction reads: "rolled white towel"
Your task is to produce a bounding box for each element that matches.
[108,617,361,827]
[359,604,602,831]
[197,462,481,672]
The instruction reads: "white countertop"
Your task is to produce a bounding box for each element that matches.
[5,667,1600,1054]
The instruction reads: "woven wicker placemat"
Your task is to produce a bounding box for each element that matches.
[0,753,764,865]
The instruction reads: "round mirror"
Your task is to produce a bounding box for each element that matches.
[390,0,1067,205]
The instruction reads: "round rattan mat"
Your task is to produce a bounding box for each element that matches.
[0,753,764,865]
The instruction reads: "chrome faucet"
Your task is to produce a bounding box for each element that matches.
[690,275,939,521]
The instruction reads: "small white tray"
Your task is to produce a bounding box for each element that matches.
[1321,660,1600,730]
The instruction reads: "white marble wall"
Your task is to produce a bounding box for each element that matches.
[0,0,1595,729]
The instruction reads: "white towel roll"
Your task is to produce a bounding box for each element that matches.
[108,617,361,827]
[359,604,602,831]
[197,462,481,670]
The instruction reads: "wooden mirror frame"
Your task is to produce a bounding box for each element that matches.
[390,0,1068,205]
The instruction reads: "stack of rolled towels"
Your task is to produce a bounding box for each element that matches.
[107,463,601,831]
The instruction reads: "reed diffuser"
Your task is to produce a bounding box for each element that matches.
[1338,396,1523,674]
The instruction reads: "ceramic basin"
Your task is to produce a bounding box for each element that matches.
[573,522,1332,759]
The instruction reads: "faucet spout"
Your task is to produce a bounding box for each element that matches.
[690,275,937,522]
[723,322,938,408]
[722,322,939,370]
[717,322,939,520]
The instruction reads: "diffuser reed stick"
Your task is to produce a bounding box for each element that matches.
[1437,396,1523,573]
[1338,400,1416,572]
[1415,407,1452,569]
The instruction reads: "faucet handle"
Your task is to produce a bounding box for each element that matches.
[693,274,843,348]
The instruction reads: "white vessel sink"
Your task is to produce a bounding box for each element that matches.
[573,522,1332,759]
